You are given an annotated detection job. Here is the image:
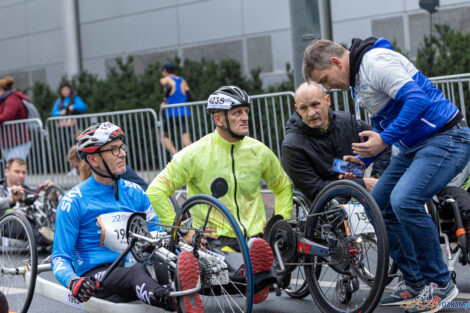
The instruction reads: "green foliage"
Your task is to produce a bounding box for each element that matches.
[416,24,470,77]
[31,56,292,122]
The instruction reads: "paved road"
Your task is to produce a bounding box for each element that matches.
[5,250,468,313]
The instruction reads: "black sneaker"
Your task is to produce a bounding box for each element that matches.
[149,286,176,312]
[404,280,459,313]
[380,280,422,306]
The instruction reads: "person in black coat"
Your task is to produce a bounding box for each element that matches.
[281,82,390,200]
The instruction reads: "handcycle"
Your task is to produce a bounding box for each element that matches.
[0,178,257,313]
[264,180,390,313]
[425,193,469,283]
[2,183,65,251]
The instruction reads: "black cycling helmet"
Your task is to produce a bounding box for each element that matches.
[161,61,176,74]
[76,122,126,200]
[207,86,251,140]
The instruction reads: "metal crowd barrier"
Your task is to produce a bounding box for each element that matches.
[0,119,48,186]
[44,109,162,188]
[1,74,469,189]
[429,73,470,122]
[158,91,296,164]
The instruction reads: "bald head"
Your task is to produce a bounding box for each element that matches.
[294,82,326,104]
[294,81,331,130]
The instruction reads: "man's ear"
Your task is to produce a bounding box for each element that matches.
[325,94,331,108]
[213,112,224,127]
[294,103,299,113]
[86,154,99,167]
[330,57,342,69]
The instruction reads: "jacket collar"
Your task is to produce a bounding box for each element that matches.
[348,37,377,87]
[212,130,244,151]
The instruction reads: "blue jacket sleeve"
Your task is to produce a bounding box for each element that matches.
[379,81,431,146]
[71,96,87,114]
[51,98,62,116]
[51,196,81,288]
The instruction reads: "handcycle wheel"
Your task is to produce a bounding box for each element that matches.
[350,234,399,286]
[283,190,311,299]
[0,212,38,313]
[303,180,388,313]
[169,194,254,313]
[284,256,311,299]
[43,185,65,230]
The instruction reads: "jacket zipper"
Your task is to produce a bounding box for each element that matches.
[231,145,247,237]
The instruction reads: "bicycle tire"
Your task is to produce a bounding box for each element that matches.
[284,191,311,299]
[303,180,388,313]
[169,194,254,313]
[0,212,38,313]
[43,185,65,230]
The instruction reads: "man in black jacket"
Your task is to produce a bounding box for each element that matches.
[281,82,390,201]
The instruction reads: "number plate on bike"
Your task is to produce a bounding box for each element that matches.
[97,212,133,253]
[342,203,375,235]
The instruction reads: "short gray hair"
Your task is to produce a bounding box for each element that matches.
[302,39,346,83]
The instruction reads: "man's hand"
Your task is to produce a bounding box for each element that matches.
[61,109,67,115]
[362,177,378,192]
[182,228,218,249]
[160,101,166,109]
[44,180,53,188]
[68,276,98,302]
[338,156,364,180]
[352,131,388,158]
[10,186,24,203]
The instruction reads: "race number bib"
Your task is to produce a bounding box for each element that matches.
[97,212,133,253]
[342,203,375,235]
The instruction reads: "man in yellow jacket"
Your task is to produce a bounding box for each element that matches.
[147,85,293,304]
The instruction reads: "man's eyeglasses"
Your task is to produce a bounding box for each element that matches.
[99,144,128,156]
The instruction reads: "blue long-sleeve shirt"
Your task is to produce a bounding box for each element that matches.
[51,176,161,288]
[51,95,87,116]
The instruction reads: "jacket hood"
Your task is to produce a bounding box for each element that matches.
[285,109,337,137]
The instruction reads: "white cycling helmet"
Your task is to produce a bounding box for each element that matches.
[206,86,251,140]
[206,86,251,114]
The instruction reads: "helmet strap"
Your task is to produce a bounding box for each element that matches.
[86,155,121,201]
[217,111,244,140]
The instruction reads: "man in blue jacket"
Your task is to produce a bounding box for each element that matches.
[52,122,203,312]
[302,37,470,312]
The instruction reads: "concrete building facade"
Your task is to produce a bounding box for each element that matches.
[1,0,469,91]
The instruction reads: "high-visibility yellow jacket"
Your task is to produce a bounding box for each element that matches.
[146,130,293,238]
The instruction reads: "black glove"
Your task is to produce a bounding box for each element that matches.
[68,276,98,302]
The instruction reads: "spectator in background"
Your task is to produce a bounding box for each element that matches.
[159,61,192,155]
[51,82,87,118]
[0,76,32,161]
[67,145,80,177]
[51,82,87,158]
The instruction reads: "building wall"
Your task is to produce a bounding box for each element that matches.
[0,0,292,91]
[1,0,470,92]
[331,0,470,58]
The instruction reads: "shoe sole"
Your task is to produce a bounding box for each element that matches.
[249,239,273,304]
[176,251,203,313]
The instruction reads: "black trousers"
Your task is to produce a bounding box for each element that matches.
[84,262,162,304]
